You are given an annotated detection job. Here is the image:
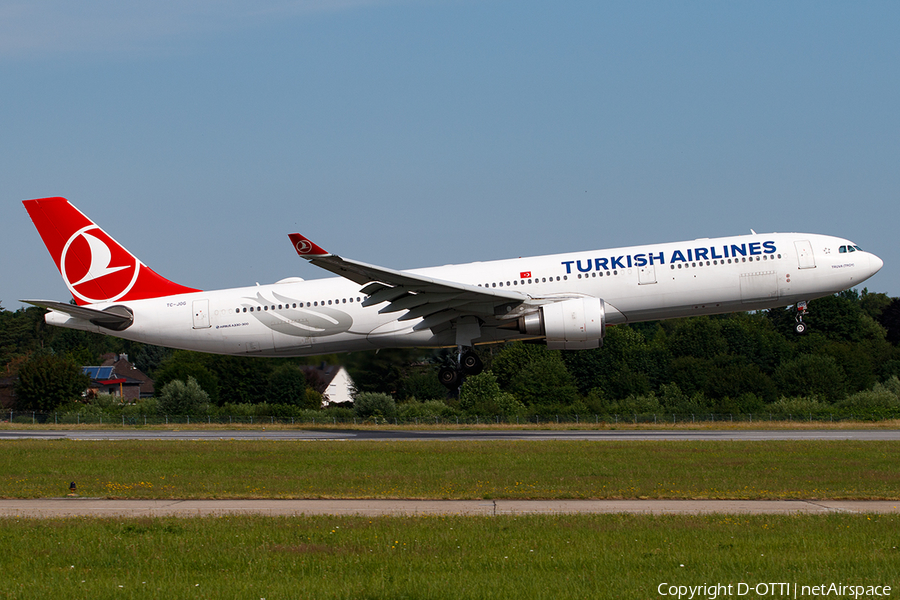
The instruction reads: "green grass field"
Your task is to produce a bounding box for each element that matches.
[4,439,898,598]
[2,513,897,599]
[1,439,899,500]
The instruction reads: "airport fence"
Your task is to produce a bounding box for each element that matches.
[4,410,900,426]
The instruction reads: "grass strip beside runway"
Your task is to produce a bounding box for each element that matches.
[2,439,899,500]
[1,513,897,599]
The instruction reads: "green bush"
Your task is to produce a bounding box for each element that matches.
[398,400,458,420]
[158,377,209,416]
[605,392,663,415]
[121,397,161,417]
[459,371,524,416]
[353,392,397,421]
[767,395,831,416]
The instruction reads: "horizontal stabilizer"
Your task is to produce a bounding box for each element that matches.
[21,299,134,331]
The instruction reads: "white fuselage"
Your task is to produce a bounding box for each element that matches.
[47,232,883,356]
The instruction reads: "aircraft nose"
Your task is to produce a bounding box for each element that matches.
[870,253,884,275]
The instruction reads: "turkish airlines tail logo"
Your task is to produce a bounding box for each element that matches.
[24,197,200,305]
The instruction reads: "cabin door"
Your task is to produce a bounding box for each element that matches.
[794,240,816,269]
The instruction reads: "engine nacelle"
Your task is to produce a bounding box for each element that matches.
[516,297,606,350]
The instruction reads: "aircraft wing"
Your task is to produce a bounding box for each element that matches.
[288,234,527,331]
[20,299,134,331]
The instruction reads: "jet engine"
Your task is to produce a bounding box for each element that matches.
[514,297,606,350]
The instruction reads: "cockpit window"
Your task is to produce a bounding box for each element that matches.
[838,244,863,254]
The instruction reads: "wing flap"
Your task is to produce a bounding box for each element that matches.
[288,233,528,332]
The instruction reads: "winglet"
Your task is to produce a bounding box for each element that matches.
[288,233,330,257]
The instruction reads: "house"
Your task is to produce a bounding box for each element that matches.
[82,354,154,401]
[303,364,355,406]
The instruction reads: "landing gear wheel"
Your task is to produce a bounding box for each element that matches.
[794,301,809,335]
[460,351,483,376]
[438,366,461,389]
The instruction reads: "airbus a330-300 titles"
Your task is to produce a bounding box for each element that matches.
[22,197,883,387]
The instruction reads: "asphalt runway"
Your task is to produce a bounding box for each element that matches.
[1,428,900,441]
[2,498,900,518]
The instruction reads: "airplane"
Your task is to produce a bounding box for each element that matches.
[22,196,884,388]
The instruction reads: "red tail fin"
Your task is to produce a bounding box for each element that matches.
[23,197,199,305]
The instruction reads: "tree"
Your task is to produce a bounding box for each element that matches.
[718,313,790,374]
[805,294,866,342]
[492,343,579,406]
[152,351,220,404]
[564,325,666,396]
[158,377,210,416]
[396,370,447,401]
[265,364,311,408]
[14,353,90,411]
[665,317,728,360]
[344,349,420,395]
[774,354,847,403]
[877,298,900,346]
[208,355,272,405]
[458,371,523,415]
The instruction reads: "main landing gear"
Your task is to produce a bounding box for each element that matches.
[439,316,485,389]
[794,301,809,335]
[438,348,484,389]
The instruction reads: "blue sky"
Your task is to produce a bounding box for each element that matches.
[2,1,898,310]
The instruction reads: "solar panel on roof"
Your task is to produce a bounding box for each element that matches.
[83,366,115,379]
